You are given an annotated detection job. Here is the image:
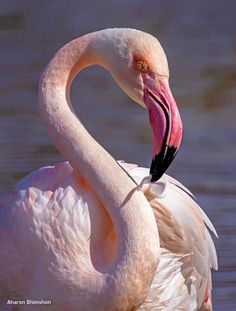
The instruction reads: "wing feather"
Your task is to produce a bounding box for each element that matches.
[123,163,217,310]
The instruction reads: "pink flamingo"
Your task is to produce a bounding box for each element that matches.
[0,29,217,310]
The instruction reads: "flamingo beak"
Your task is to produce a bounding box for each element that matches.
[143,75,183,182]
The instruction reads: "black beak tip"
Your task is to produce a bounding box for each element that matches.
[150,145,178,183]
[150,158,165,182]
[150,173,162,183]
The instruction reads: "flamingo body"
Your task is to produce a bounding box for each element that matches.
[0,161,217,310]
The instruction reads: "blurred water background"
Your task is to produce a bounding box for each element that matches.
[0,0,235,309]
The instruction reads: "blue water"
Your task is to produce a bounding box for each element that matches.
[0,1,236,309]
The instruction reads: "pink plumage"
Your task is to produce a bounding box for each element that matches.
[0,28,217,311]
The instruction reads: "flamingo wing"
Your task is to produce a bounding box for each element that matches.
[120,163,217,311]
[0,162,116,306]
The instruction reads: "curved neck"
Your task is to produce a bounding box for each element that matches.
[38,31,159,310]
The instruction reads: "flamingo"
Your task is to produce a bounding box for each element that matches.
[0,28,217,311]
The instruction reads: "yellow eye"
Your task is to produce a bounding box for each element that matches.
[136,60,147,72]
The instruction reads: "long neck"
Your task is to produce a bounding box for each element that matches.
[38,31,159,310]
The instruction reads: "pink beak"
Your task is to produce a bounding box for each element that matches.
[142,74,183,182]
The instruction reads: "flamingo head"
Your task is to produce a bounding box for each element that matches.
[99,29,183,182]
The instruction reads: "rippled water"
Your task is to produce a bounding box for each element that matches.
[0,1,236,309]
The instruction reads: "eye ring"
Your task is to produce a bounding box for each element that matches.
[136,60,147,72]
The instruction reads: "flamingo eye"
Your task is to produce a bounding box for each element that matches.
[136,60,147,72]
